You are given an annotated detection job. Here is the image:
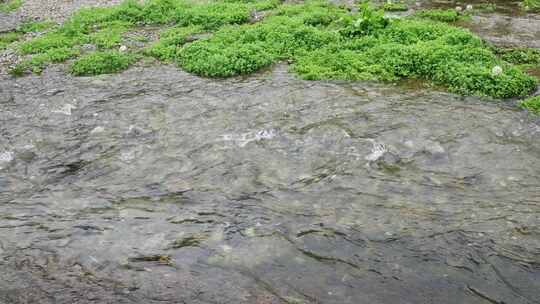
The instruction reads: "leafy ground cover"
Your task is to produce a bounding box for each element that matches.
[3,0,539,101]
[0,0,22,13]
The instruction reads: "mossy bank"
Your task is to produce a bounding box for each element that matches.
[2,0,539,102]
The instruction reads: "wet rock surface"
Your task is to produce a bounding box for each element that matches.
[1,64,539,303]
[416,0,540,48]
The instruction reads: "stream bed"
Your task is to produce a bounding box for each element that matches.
[1,64,539,304]
[1,1,540,303]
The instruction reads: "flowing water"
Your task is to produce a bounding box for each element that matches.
[1,63,539,304]
[2,0,540,302]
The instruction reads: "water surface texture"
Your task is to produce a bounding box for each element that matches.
[1,64,539,303]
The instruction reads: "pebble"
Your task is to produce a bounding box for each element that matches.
[0,151,14,163]
[91,126,105,134]
[52,104,76,116]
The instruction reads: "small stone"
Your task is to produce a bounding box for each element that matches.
[0,151,14,163]
[52,104,76,115]
[91,126,105,134]
[491,65,503,76]
[119,45,128,52]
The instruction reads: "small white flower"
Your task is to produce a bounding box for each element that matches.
[491,65,503,76]
[455,6,463,12]
[466,4,473,10]
[119,45,128,52]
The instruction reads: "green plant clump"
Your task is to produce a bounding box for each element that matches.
[0,32,21,50]
[8,0,539,100]
[70,51,137,75]
[413,9,464,22]
[474,3,497,13]
[17,20,56,33]
[176,2,537,98]
[0,21,56,51]
[520,95,540,114]
[496,47,540,66]
[0,0,22,13]
[522,0,540,11]
[12,0,271,75]
[144,25,203,61]
[382,2,408,12]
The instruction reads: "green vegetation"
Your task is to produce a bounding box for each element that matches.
[4,0,538,100]
[145,25,203,61]
[0,21,56,51]
[17,20,56,33]
[0,0,22,13]
[474,3,497,13]
[496,47,540,66]
[177,2,536,98]
[413,9,465,23]
[520,95,540,114]
[10,0,273,75]
[522,0,540,11]
[382,2,408,12]
[0,32,21,50]
[71,51,136,75]
[10,47,80,75]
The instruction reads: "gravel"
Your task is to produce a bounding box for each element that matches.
[1,0,122,32]
[18,0,122,22]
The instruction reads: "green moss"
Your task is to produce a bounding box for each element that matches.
[176,2,536,98]
[382,2,408,12]
[496,48,540,66]
[89,21,131,49]
[70,51,136,75]
[145,25,202,61]
[174,2,252,30]
[413,9,464,23]
[19,32,82,54]
[10,47,80,75]
[520,95,540,114]
[522,0,540,11]
[0,32,21,50]
[179,40,274,77]
[0,0,22,13]
[9,0,538,99]
[474,3,497,13]
[177,9,341,77]
[17,20,57,33]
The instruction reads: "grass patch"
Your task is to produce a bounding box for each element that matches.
[11,0,262,75]
[0,0,22,13]
[11,47,80,75]
[0,32,21,50]
[0,21,55,50]
[144,25,203,61]
[522,0,540,11]
[520,95,540,114]
[177,1,536,98]
[413,9,465,23]
[70,50,137,75]
[474,3,497,13]
[174,2,252,30]
[7,0,539,100]
[496,47,540,66]
[17,20,56,33]
[382,2,408,12]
